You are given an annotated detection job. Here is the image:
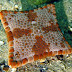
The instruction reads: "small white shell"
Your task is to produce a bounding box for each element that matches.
[0,41,4,45]
[14,4,18,9]
[11,68,16,72]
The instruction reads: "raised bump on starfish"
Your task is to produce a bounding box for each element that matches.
[0,4,72,68]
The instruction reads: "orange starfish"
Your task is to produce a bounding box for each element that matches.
[0,4,72,68]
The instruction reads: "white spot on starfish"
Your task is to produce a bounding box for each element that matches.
[32,21,36,24]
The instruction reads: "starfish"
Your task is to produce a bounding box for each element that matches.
[0,4,72,68]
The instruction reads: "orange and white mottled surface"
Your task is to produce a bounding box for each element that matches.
[0,4,72,68]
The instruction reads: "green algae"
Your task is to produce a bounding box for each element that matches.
[28,0,48,5]
[54,0,72,47]
[21,0,56,11]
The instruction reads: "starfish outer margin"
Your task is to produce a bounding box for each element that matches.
[0,4,72,68]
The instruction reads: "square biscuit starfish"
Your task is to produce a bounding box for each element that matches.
[0,4,72,68]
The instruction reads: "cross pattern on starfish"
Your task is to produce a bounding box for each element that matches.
[0,4,72,68]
